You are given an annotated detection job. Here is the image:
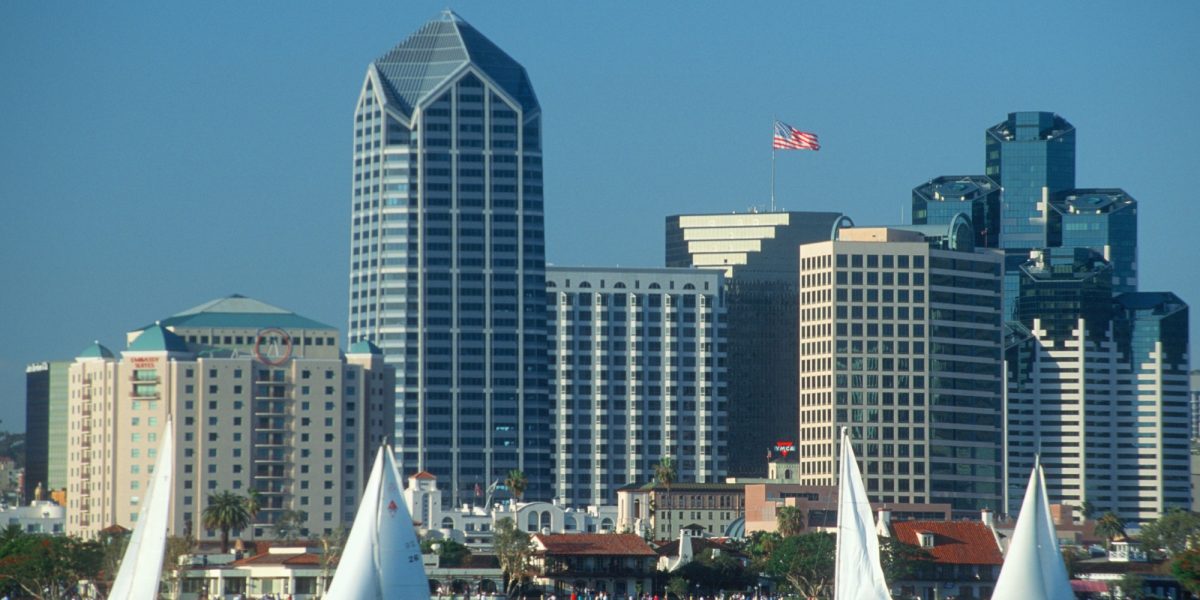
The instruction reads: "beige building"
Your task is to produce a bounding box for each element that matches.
[66,295,394,541]
[616,482,745,540]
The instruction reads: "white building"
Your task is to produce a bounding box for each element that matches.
[0,499,65,534]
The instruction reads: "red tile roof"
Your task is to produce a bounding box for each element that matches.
[890,521,1002,566]
[534,533,657,557]
[231,551,322,567]
[411,471,437,480]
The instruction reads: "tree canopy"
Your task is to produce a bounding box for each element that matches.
[0,528,104,600]
[1138,508,1200,557]
[493,517,534,598]
[202,490,254,553]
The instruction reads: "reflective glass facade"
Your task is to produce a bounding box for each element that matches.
[912,176,1001,249]
[347,12,550,506]
[1048,188,1137,294]
[985,112,1076,250]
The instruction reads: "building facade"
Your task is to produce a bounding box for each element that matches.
[547,267,727,505]
[346,10,550,506]
[911,175,1001,249]
[1005,250,1190,522]
[616,482,746,541]
[25,360,71,500]
[665,211,850,476]
[797,223,1005,516]
[1047,188,1138,295]
[65,296,394,540]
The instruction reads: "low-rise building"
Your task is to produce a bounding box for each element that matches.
[0,499,65,534]
[616,482,745,541]
[887,519,1003,600]
[743,483,952,535]
[531,533,657,597]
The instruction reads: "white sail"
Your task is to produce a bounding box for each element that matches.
[109,418,173,599]
[326,445,430,600]
[834,428,892,600]
[992,461,1074,600]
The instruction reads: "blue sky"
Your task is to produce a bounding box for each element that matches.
[2,2,1198,429]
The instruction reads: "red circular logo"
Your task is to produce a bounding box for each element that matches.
[253,328,293,366]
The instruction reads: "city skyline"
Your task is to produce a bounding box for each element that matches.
[4,2,1200,429]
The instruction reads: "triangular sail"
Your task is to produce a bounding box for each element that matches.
[109,418,174,599]
[992,461,1074,600]
[326,445,429,600]
[834,428,892,600]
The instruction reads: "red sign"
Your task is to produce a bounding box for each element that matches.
[774,441,795,456]
[254,328,293,366]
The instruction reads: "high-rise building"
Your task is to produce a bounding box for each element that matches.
[65,296,394,539]
[25,360,72,500]
[665,211,851,476]
[797,222,1004,516]
[1190,370,1200,440]
[984,111,1077,321]
[1047,188,1138,294]
[911,176,1000,249]
[1005,251,1190,522]
[546,267,727,505]
[346,11,549,505]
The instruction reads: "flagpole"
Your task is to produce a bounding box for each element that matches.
[770,116,776,212]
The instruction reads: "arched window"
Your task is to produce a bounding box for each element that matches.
[540,511,552,530]
[527,511,538,531]
[565,515,577,531]
[683,283,695,290]
[614,282,626,289]
[579,281,591,288]
[600,518,614,531]
[441,516,454,529]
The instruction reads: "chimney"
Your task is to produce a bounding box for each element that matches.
[876,508,892,538]
[981,508,994,529]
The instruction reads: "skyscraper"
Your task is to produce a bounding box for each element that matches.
[1047,188,1138,294]
[547,267,727,505]
[25,360,71,501]
[911,175,1001,249]
[1005,250,1189,522]
[797,222,1004,516]
[984,111,1077,321]
[665,211,851,476]
[346,12,549,505]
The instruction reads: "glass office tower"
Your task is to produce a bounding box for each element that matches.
[985,111,1076,321]
[912,175,1001,249]
[347,11,550,505]
[1048,188,1138,294]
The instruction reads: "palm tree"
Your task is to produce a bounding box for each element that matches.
[246,489,262,522]
[202,491,252,553]
[654,456,677,541]
[777,505,806,537]
[505,470,528,503]
[1095,511,1127,550]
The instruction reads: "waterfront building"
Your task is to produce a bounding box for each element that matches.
[0,499,65,535]
[546,267,727,505]
[1191,370,1200,440]
[65,295,394,540]
[530,533,658,598]
[911,175,1001,249]
[665,211,851,476]
[1005,250,1190,523]
[797,221,1005,516]
[616,481,746,540]
[24,360,71,500]
[1048,188,1138,295]
[346,10,550,505]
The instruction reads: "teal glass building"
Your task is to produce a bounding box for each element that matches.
[1048,188,1138,295]
[911,175,1001,249]
[346,12,550,505]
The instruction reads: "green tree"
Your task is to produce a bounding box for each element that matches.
[245,489,263,521]
[761,532,835,598]
[1061,547,1086,579]
[162,535,197,599]
[0,532,104,600]
[1171,548,1200,595]
[202,490,253,553]
[272,509,309,542]
[675,547,754,595]
[421,538,472,567]
[315,525,347,595]
[777,506,806,538]
[1094,511,1126,550]
[96,526,131,596]
[1138,508,1200,557]
[654,456,677,540]
[504,470,528,503]
[493,517,534,598]
[1109,572,1145,600]
[665,576,689,600]
[1078,500,1097,519]
[880,536,933,585]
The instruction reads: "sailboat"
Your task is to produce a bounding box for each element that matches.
[834,427,892,600]
[108,418,174,599]
[325,444,430,599]
[992,459,1074,600]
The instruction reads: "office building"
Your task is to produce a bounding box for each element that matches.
[345,11,550,505]
[797,221,1004,516]
[665,211,851,476]
[1048,188,1138,294]
[983,111,1077,321]
[1005,250,1190,523]
[65,295,394,539]
[911,175,1000,249]
[25,360,71,500]
[547,267,727,505]
[1191,370,1200,440]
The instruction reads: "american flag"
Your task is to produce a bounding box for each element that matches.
[773,120,820,151]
